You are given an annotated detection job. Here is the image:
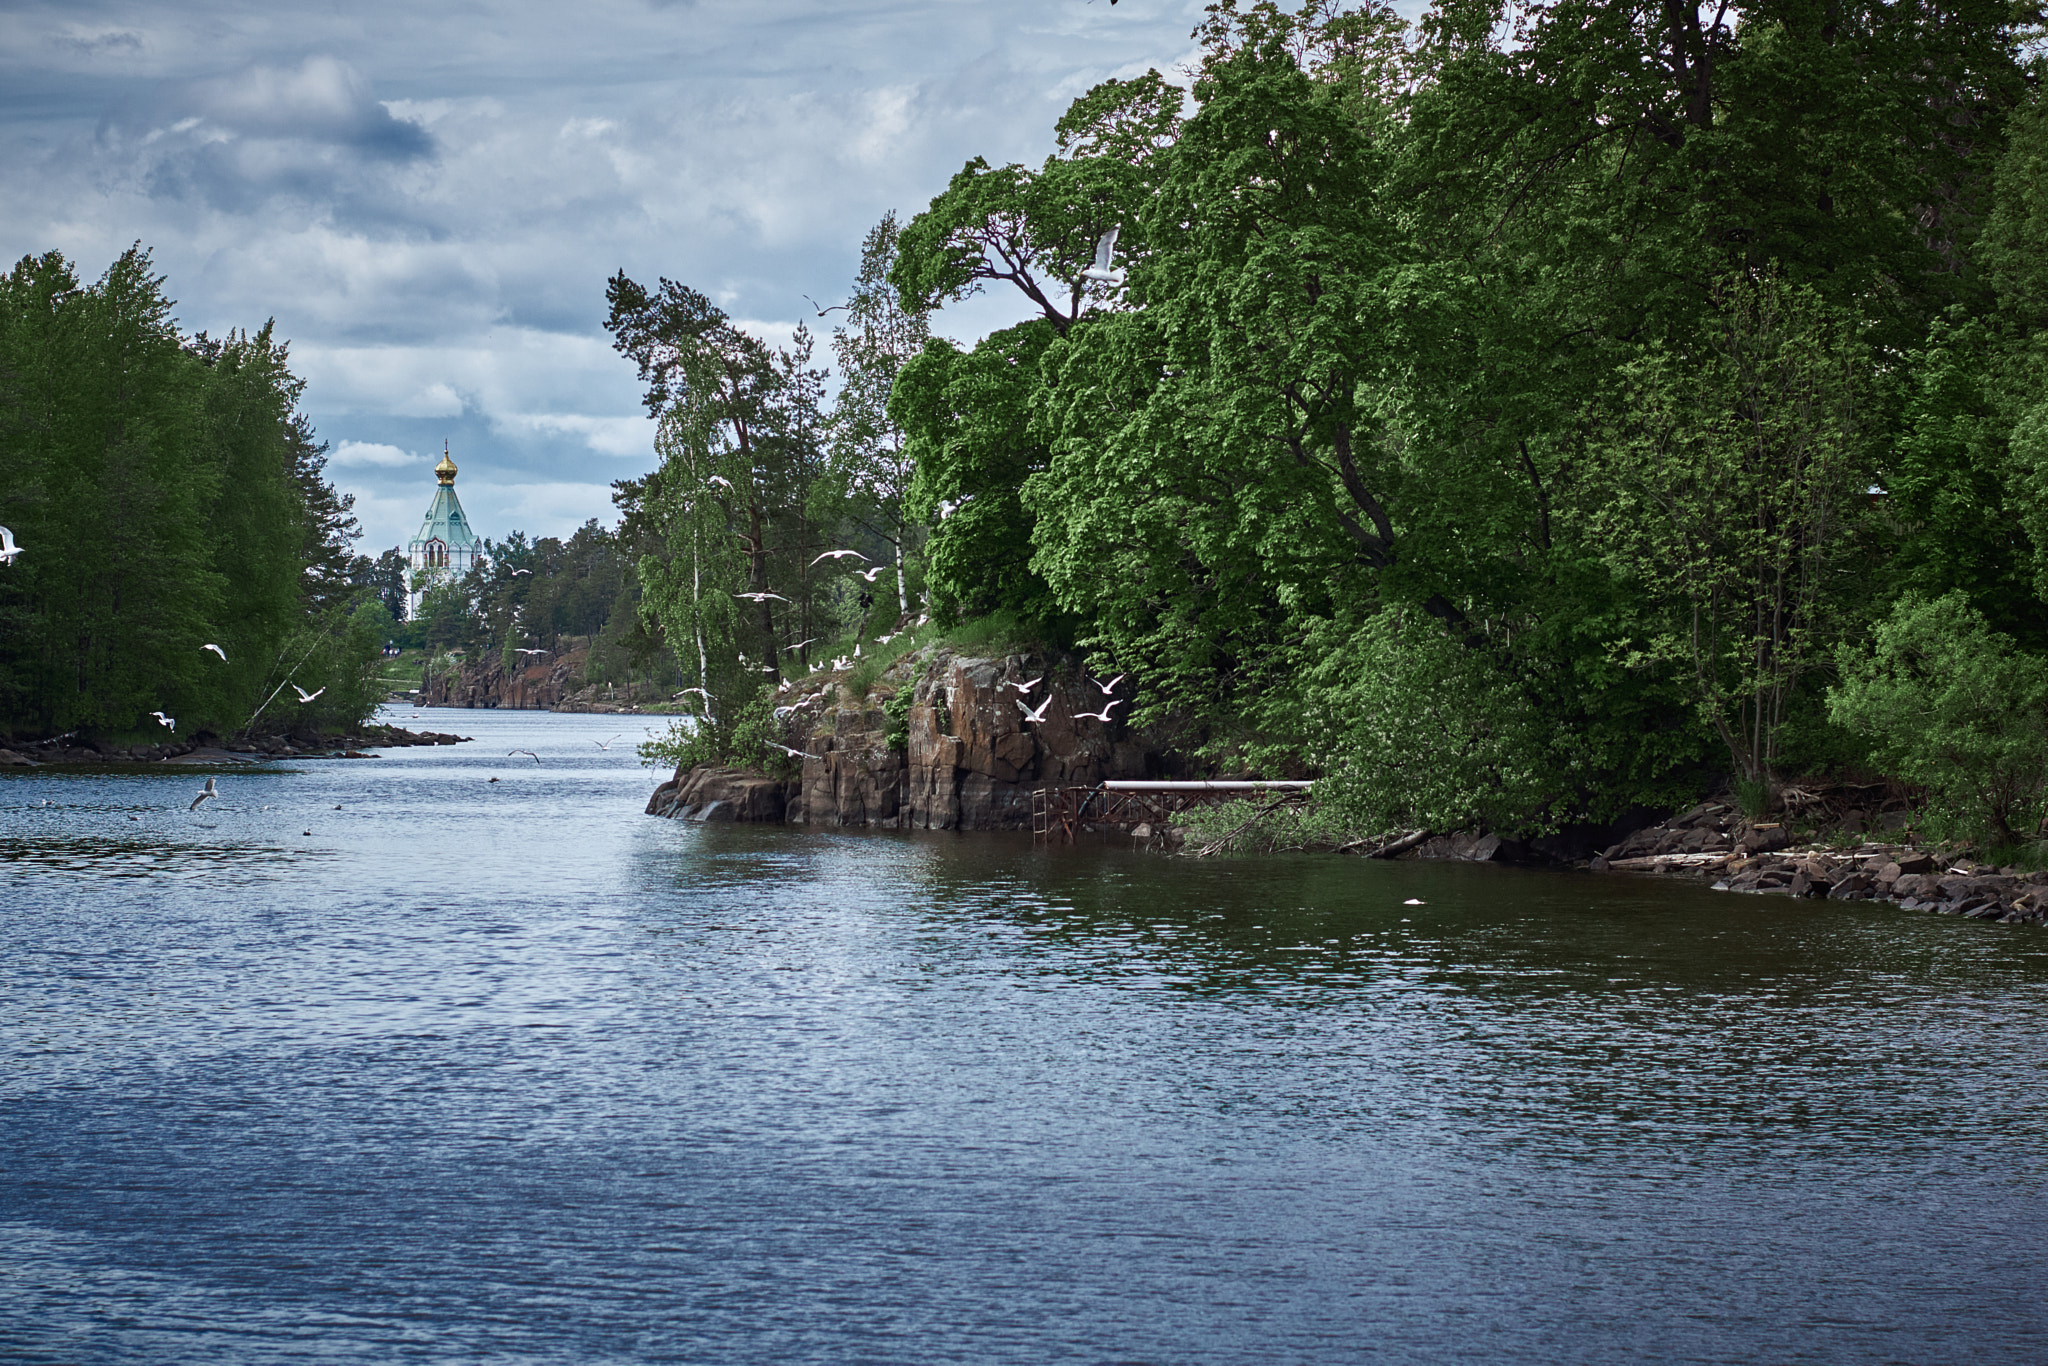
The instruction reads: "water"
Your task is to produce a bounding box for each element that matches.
[4,708,2047,1363]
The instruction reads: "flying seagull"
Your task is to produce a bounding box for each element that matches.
[1018,696,1053,724]
[809,549,870,567]
[1090,674,1126,695]
[509,749,541,763]
[801,294,848,317]
[766,741,807,759]
[202,643,227,661]
[1081,224,1126,286]
[736,591,791,603]
[149,711,175,730]
[783,638,819,653]
[291,684,326,703]
[707,474,733,490]
[1073,699,1123,723]
[593,734,623,751]
[0,526,20,565]
[1403,898,1425,906]
[509,567,533,576]
[515,648,550,657]
[673,687,711,700]
[189,777,218,811]
[854,566,887,582]
[1003,677,1043,695]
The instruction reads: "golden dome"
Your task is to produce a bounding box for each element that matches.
[435,443,458,485]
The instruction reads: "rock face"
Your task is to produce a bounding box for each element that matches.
[650,648,1170,832]
[646,765,788,823]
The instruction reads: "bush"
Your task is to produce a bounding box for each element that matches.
[1295,611,1569,837]
[1828,591,2048,844]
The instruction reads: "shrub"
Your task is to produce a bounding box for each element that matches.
[1828,592,2048,844]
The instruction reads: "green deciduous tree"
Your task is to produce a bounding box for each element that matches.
[1830,591,2048,845]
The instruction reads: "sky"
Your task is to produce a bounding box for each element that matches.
[0,0,1213,555]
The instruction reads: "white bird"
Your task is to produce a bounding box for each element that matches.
[509,749,540,763]
[854,566,887,582]
[593,734,623,750]
[707,475,733,491]
[515,648,550,656]
[189,777,218,811]
[201,643,227,661]
[1091,673,1126,695]
[735,591,791,603]
[149,711,175,730]
[766,741,807,759]
[809,549,870,567]
[1073,699,1122,723]
[1018,695,1053,724]
[291,684,326,703]
[1403,898,1425,906]
[0,526,21,565]
[832,656,852,670]
[673,687,711,700]
[1003,677,1043,695]
[1081,224,1126,286]
[783,638,819,653]
[509,568,533,576]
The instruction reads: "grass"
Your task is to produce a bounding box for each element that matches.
[1173,797,1368,855]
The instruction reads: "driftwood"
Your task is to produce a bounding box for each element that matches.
[1336,828,1431,859]
[1190,795,1297,857]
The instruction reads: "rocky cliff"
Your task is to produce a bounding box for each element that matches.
[648,647,1180,830]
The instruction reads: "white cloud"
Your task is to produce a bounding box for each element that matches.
[330,439,425,468]
[495,413,654,459]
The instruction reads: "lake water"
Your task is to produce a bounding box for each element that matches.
[4,707,2047,1363]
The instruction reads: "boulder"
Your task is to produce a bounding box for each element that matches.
[649,765,787,823]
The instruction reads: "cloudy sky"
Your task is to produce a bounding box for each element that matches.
[0,0,1211,554]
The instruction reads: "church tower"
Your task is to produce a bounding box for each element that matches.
[406,443,485,618]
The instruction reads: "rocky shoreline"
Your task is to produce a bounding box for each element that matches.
[1585,799,2048,925]
[0,723,468,767]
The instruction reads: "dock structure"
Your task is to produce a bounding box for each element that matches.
[1030,780,1314,843]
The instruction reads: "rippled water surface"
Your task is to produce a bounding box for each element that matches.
[5,708,2048,1363]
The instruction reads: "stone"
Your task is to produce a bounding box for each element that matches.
[1894,852,1935,875]
[651,765,787,823]
[1828,873,1874,900]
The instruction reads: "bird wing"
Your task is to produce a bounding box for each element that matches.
[1094,224,1119,272]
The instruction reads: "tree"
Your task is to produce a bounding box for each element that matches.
[1830,591,2048,845]
[1585,274,1871,783]
[823,212,932,620]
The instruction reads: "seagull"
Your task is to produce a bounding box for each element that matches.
[291,684,326,703]
[1018,696,1053,723]
[201,643,227,661]
[1081,224,1126,286]
[1090,673,1126,695]
[1403,898,1425,906]
[515,648,550,656]
[766,741,807,758]
[673,687,711,700]
[593,734,623,750]
[810,549,870,567]
[707,474,733,490]
[854,566,887,582]
[802,293,847,317]
[736,591,791,603]
[1073,700,1122,723]
[0,526,20,565]
[189,777,218,811]
[509,568,533,576]
[1003,677,1043,695]
[509,749,540,763]
[149,711,175,730]
[783,638,818,653]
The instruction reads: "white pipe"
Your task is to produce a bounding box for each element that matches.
[1098,780,1314,791]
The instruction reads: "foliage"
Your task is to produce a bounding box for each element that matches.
[0,246,374,739]
[1172,795,1370,854]
[1829,592,2048,846]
